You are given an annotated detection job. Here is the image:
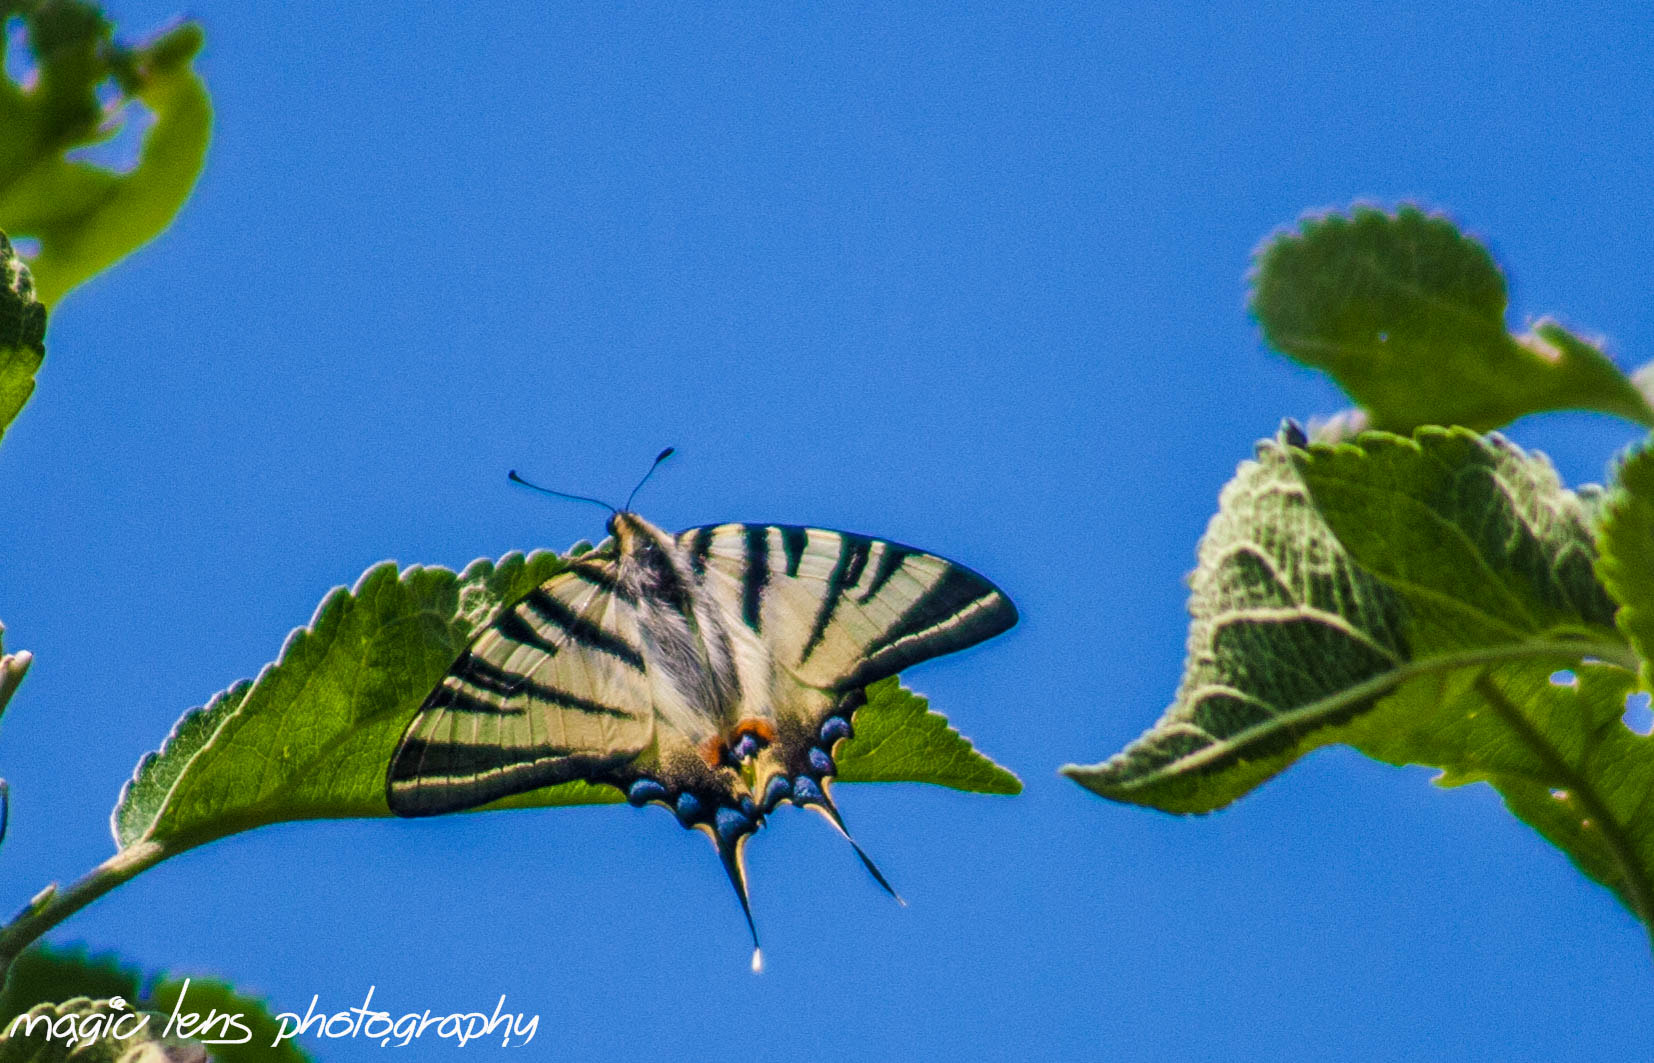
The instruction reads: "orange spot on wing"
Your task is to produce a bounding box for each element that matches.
[732,719,777,743]
[699,736,726,768]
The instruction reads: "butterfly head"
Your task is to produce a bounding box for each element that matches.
[605,509,643,542]
[607,510,675,559]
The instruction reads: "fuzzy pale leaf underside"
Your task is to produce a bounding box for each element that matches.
[1065,425,1654,921]
[1064,428,1620,801]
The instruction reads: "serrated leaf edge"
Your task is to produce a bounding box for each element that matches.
[112,555,542,850]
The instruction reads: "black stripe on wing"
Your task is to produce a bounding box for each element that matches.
[448,652,528,697]
[566,560,638,605]
[387,736,630,817]
[858,543,911,604]
[835,565,1017,691]
[422,682,521,716]
[431,658,638,720]
[520,588,646,671]
[800,533,872,664]
[494,609,562,656]
[780,525,807,577]
[687,525,716,576]
[742,524,770,633]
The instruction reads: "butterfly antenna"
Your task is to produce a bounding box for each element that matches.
[714,830,764,973]
[506,470,617,514]
[804,785,906,906]
[623,447,676,512]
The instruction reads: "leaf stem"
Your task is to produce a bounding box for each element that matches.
[1472,673,1654,953]
[0,841,170,985]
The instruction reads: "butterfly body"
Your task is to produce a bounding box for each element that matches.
[388,509,1016,965]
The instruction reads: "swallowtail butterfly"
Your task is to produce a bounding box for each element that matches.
[386,452,1016,970]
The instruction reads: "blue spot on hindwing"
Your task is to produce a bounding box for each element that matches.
[675,792,705,824]
[761,775,792,810]
[819,716,852,744]
[715,805,753,843]
[627,779,668,807]
[808,748,834,775]
[732,732,760,761]
[793,775,824,803]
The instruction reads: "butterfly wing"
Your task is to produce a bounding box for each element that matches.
[673,522,1016,906]
[387,554,655,817]
[678,522,1018,698]
[387,518,1016,966]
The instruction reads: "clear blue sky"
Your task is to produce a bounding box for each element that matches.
[3,2,1652,1059]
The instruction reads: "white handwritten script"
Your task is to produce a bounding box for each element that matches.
[274,986,538,1048]
[4,993,158,1049]
[3,979,539,1050]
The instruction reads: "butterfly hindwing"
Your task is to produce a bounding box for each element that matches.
[386,553,656,816]
[669,521,1015,915]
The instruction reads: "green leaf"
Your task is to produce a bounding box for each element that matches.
[114,551,606,851]
[1346,662,1654,924]
[0,233,46,444]
[836,677,1020,794]
[1251,205,1654,433]
[116,550,1018,853]
[0,944,310,1063]
[1597,443,1654,689]
[0,946,140,1029]
[0,5,211,305]
[1063,426,1629,814]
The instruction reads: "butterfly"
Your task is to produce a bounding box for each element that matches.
[386,451,1017,970]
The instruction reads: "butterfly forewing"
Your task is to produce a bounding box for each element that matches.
[679,523,1018,694]
[387,555,655,816]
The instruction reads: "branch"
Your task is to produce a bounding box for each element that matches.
[0,841,170,986]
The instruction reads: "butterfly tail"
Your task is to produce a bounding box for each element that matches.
[710,816,764,973]
[795,778,906,907]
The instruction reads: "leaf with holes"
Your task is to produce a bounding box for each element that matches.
[1345,662,1654,924]
[1063,426,1631,818]
[1598,443,1654,689]
[1252,205,1653,434]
